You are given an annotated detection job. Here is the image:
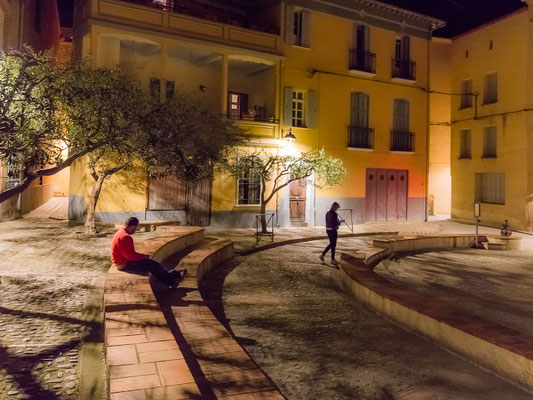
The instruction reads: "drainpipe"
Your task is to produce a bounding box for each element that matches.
[424,27,433,222]
[18,0,24,50]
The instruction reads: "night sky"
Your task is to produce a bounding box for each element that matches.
[57,0,526,37]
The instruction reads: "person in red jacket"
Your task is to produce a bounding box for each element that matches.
[111,217,186,287]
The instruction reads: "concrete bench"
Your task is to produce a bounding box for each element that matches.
[113,220,181,232]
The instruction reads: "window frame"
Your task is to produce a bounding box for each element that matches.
[236,169,261,206]
[459,129,472,159]
[292,91,305,128]
[483,72,498,105]
[475,172,505,205]
[482,125,497,158]
[460,79,473,109]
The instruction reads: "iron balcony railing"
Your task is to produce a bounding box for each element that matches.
[390,130,415,152]
[117,0,280,34]
[391,58,416,80]
[348,126,374,149]
[349,50,376,74]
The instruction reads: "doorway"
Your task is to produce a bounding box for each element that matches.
[289,179,306,222]
[366,168,408,221]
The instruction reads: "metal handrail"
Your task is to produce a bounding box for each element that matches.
[390,130,415,152]
[349,50,376,74]
[391,58,416,80]
[348,126,374,149]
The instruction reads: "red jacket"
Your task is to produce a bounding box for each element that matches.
[111,228,147,266]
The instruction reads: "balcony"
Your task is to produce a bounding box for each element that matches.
[348,126,374,149]
[391,59,416,81]
[349,50,376,75]
[390,131,415,152]
[115,0,280,34]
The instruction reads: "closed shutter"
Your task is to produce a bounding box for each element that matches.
[306,90,317,128]
[301,10,311,48]
[460,129,471,158]
[148,175,188,210]
[393,99,409,131]
[476,173,505,204]
[285,4,295,44]
[402,36,410,60]
[284,87,293,127]
[483,126,497,157]
[351,92,369,128]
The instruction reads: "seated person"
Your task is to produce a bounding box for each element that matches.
[111,217,186,287]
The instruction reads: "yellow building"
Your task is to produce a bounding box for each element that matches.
[70,0,444,227]
[449,4,532,230]
[0,0,65,221]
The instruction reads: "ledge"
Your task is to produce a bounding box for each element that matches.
[340,234,533,392]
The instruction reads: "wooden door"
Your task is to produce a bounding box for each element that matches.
[147,175,187,211]
[376,170,388,221]
[387,170,398,220]
[397,170,408,220]
[365,169,376,221]
[187,177,212,227]
[289,179,306,220]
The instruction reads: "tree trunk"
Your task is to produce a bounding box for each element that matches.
[260,203,268,233]
[84,174,105,235]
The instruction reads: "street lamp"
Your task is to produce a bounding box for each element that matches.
[282,128,296,144]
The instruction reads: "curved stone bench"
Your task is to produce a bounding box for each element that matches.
[104,228,284,400]
[340,234,533,392]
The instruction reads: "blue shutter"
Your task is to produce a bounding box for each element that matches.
[285,4,295,44]
[284,87,293,127]
[301,10,311,48]
[307,90,317,129]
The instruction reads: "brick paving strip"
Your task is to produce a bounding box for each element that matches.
[104,228,285,400]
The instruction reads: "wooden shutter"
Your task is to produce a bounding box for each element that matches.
[351,92,369,128]
[393,99,409,131]
[284,87,293,127]
[285,4,295,44]
[306,90,317,129]
[148,175,187,210]
[301,10,311,48]
[402,36,410,60]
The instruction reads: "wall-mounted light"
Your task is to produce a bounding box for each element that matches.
[199,84,207,92]
[282,128,296,144]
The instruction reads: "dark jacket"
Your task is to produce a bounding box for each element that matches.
[325,210,340,230]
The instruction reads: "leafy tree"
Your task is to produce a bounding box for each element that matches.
[221,148,347,232]
[0,48,146,205]
[83,91,242,234]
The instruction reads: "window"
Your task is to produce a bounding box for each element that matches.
[150,78,161,100]
[391,99,413,151]
[475,173,505,205]
[483,126,497,158]
[349,92,372,148]
[460,79,473,109]
[356,25,368,52]
[292,91,305,128]
[286,6,310,48]
[228,92,249,119]
[165,80,175,103]
[459,129,471,159]
[237,169,261,205]
[484,72,497,104]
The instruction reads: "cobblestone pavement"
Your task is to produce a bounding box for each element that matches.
[211,233,533,399]
[0,219,155,400]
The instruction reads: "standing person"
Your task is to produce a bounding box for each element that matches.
[111,217,186,287]
[319,202,341,266]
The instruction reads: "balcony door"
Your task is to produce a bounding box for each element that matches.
[366,168,408,221]
[228,92,248,119]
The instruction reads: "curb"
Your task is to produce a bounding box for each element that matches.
[79,275,107,400]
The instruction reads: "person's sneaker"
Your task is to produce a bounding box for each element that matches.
[319,254,325,262]
[171,269,187,288]
[331,259,340,266]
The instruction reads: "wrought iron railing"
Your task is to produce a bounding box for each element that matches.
[348,126,374,149]
[349,50,376,74]
[391,58,416,80]
[390,130,415,152]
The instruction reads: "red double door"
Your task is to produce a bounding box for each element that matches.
[366,169,408,221]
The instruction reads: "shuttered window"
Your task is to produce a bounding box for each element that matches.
[475,173,505,205]
[459,129,471,159]
[292,91,305,127]
[484,73,497,104]
[460,79,473,109]
[483,126,497,158]
[286,7,311,48]
[350,92,369,128]
[393,99,409,131]
[237,169,261,205]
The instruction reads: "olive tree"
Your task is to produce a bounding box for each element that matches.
[221,148,347,232]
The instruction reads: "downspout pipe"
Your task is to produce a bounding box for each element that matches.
[425,27,433,222]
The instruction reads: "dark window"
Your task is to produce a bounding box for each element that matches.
[238,169,260,205]
[165,80,175,102]
[35,1,42,33]
[150,78,161,100]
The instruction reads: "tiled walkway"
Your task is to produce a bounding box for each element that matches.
[104,241,284,400]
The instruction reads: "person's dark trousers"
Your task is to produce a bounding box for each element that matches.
[323,229,338,259]
[121,259,175,286]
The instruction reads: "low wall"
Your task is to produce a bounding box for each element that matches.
[340,235,533,392]
[138,226,204,263]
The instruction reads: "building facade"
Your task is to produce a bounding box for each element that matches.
[449,4,533,230]
[70,0,444,227]
[0,0,64,221]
